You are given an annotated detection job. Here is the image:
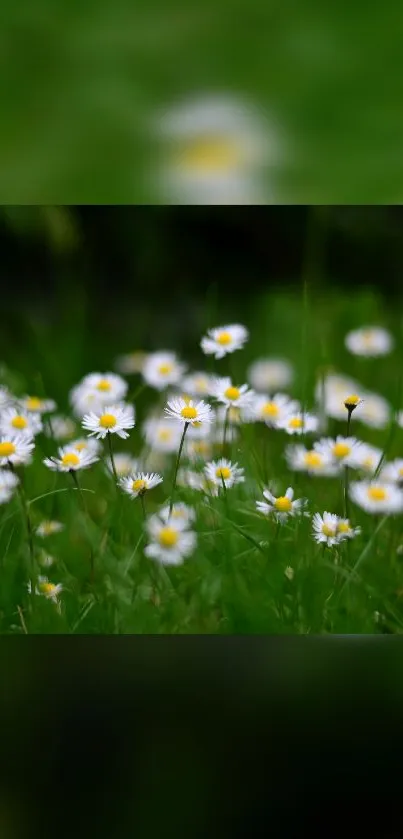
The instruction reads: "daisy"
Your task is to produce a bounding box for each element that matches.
[69,385,105,419]
[115,351,146,375]
[82,403,135,440]
[348,442,383,474]
[285,445,341,477]
[158,502,196,528]
[43,415,76,440]
[142,351,186,391]
[0,468,19,504]
[380,459,403,484]
[36,520,65,538]
[181,371,214,397]
[19,395,56,414]
[277,411,319,436]
[28,576,63,604]
[247,358,294,392]
[177,468,219,496]
[336,518,361,541]
[144,514,196,566]
[354,392,390,429]
[349,480,403,514]
[143,417,183,453]
[38,552,56,568]
[312,512,341,547]
[0,407,42,438]
[120,472,163,498]
[212,377,254,409]
[0,434,34,466]
[314,436,361,466]
[106,453,140,478]
[204,458,245,489]
[256,487,307,523]
[43,445,99,472]
[78,372,128,404]
[164,397,213,427]
[184,438,213,462]
[248,393,300,426]
[0,386,12,409]
[345,326,394,357]
[68,437,102,455]
[201,324,249,359]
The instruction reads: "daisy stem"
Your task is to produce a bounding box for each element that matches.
[169,422,189,517]
[71,471,94,581]
[220,473,229,515]
[140,493,147,521]
[16,480,35,612]
[346,411,352,437]
[107,432,118,482]
[223,407,229,453]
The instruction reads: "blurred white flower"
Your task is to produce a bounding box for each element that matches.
[248,358,294,392]
[345,326,393,357]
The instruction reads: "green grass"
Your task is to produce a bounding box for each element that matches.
[1,286,403,634]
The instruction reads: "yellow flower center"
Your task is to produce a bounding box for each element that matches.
[42,522,55,534]
[399,467,403,478]
[304,452,322,468]
[344,394,360,408]
[367,486,387,502]
[26,397,42,411]
[337,522,351,534]
[289,417,303,429]
[61,453,80,467]
[0,442,16,457]
[193,441,209,454]
[216,330,232,345]
[181,406,197,420]
[158,526,178,547]
[74,442,87,451]
[195,377,208,392]
[11,415,27,430]
[274,496,292,512]
[158,363,173,375]
[216,466,231,480]
[99,413,117,429]
[158,429,172,442]
[332,442,351,458]
[172,509,185,518]
[132,479,146,492]
[362,331,374,345]
[224,386,240,401]
[39,582,56,595]
[179,138,239,174]
[322,524,335,537]
[96,379,111,392]
[262,402,279,418]
[362,457,374,469]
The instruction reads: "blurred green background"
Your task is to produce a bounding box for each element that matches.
[2,0,403,202]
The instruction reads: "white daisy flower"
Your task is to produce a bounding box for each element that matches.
[164,397,213,427]
[79,372,128,403]
[285,445,341,477]
[119,472,163,498]
[184,438,214,462]
[82,403,135,440]
[0,386,12,409]
[181,371,214,397]
[69,385,105,419]
[115,351,146,375]
[201,324,249,359]
[277,411,319,436]
[345,326,394,357]
[336,518,361,541]
[212,377,254,409]
[19,395,57,414]
[36,520,65,538]
[0,434,34,466]
[247,393,300,426]
[312,512,341,546]
[142,351,186,391]
[143,417,183,453]
[354,392,390,429]
[256,486,307,523]
[158,502,196,529]
[43,415,76,440]
[348,442,383,474]
[316,373,363,421]
[380,459,403,484]
[106,453,140,478]
[28,576,63,603]
[204,458,245,489]
[350,480,403,514]
[177,468,220,496]
[247,358,294,392]
[68,436,102,455]
[38,552,56,568]
[43,445,99,472]
[0,406,42,438]
[0,468,19,504]
[144,514,196,566]
[314,436,361,466]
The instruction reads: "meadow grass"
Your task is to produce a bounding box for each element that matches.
[1,286,403,634]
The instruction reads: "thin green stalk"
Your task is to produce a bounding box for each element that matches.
[17,480,36,612]
[140,493,147,521]
[71,470,94,581]
[339,515,388,597]
[343,465,349,520]
[169,422,189,517]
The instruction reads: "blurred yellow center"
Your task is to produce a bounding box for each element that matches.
[181,407,197,420]
[158,363,173,375]
[26,397,43,411]
[337,522,351,533]
[289,417,303,429]
[39,582,56,595]
[96,379,111,392]
[172,509,185,518]
[42,522,55,534]
[193,441,209,454]
[0,442,15,457]
[216,466,231,480]
[158,429,172,442]
[362,331,374,345]
[132,479,146,492]
[362,457,374,468]
[74,442,87,451]
[304,452,322,468]
[11,415,27,429]
[159,527,178,547]
[195,378,208,391]
[333,443,351,458]
[274,496,292,512]
[367,486,387,501]
[399,467,403,477]
[99,414,116,428]
[262,402,279,418]
[322,524,335,537]
[216,331,232,345]
[224,387,240,401]
[180,138,239,174]
[61,453,80,467]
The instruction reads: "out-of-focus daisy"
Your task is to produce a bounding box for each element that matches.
[336,518,361,541]
[164,397,213,427]
[316,373,362,420]
[82,403,135,440]
[145,513,196,565]
[153,93,276,205]
[204,458,244,489]
[115,351,146,375]
[350,480,403,514]
[0,468,19,504]
[177,468,219,496]
[69,385,104,419]
[79,372,128,404]
[256,486,307,523]
[43,445,99,472]
[0,434,34,466]
[43,415,76,440]
[142,351,186,391]
[184,438,213,462]
[215,404,248,428]
[201,324,249,359]
[380,459,403,484]
[212,377,254,408]
[354,393,390,429]
[158,502,196,529]
[248,393,300,427]
[0,386,12,409]
[285,444,340,477]
[38,552,56,568]
[312,512,341,547]
[68,436,102,456]
[181,371,214,397]
[314,436,361,466]
[36,520,64,538]
[120,472,163,498]
[284,566,294,581]
[28,575,63,604]
[345,326,393,357]
[106,453,140,478]
[0,407,42,438]
[143,416,182,453]
[19,395,56,414]
[277,411,319,436]
[247,358,294,392]
[348,442,383,475]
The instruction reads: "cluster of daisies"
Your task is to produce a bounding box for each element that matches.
[1,321,403,610]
